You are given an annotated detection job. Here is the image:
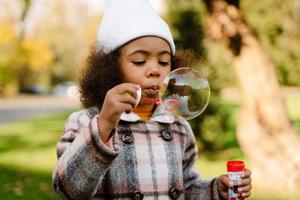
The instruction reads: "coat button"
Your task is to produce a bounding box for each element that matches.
[168,188,180,199]
[132,191,144,200]
[122,133,134,144]
[161,129,173,141]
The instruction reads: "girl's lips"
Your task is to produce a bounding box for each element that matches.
[143,86,159,97]
[144,88,159,96]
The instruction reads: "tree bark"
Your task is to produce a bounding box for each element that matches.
[203,0,300,194]
[18,0,32,90]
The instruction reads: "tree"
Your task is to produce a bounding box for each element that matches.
[0,0,29,95]
[25,0,99,86]
[0,0,39,93]
[203,0,300,195]
[0,0,97,93]
[166,0,235,154]
[242,0,300,86]
[0,22,19,95]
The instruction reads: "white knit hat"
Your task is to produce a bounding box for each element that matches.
[97,0,175,55]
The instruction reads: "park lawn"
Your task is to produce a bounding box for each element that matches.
[0,93,299,200]
[285,92,300,132]
[0,111,72,200]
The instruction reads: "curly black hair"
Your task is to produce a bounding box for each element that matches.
[78,44,192,109]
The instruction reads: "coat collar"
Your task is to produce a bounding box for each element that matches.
[120,105,175,123]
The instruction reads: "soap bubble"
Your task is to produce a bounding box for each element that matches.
[160,67,210,120]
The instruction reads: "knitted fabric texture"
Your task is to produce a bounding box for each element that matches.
[97,0,175,54]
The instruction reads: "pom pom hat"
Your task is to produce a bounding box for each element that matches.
[97,0,175,55]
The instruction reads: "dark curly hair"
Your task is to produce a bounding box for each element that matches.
[78,44,193,109]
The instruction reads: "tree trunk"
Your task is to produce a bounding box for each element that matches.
[203,0,300,195]
[18,0,32,90]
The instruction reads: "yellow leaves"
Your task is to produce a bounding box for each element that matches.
[0,22,54,72]
[0,22,17,46]
[21,38,54,71]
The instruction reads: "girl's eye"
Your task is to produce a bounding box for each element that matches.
[133,61,145,66]
[159,61,170,66]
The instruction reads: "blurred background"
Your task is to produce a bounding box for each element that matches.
[0,0,299,199]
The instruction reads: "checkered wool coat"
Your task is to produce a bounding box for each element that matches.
[52,105,222,200]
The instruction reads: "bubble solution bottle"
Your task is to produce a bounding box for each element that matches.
[227,160,245,200]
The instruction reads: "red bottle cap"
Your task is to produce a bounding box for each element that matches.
[227,160,245,172]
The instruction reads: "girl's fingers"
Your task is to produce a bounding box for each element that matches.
[239,170,251,188]
[120,102,134,114]
[240,176,251,186]
[238,184,252,193]
[238,170,252,198]
[241,191,251,198]
[242,169,251,178]
[106,83,140,109]
[119,94,138,108]
[116,83,140,98]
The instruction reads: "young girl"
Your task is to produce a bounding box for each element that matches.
[52,0,252,199]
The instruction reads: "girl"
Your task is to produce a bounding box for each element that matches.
[52,0,252,199]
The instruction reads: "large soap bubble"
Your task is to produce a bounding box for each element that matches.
[160,67,210,120]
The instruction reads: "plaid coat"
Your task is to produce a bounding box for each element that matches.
[52,105,222,200]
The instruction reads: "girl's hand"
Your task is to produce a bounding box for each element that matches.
[217,168,252,199]
[97,83,140,142]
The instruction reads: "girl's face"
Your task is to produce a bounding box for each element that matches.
[119,36,171,102]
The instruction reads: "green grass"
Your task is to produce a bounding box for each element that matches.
[0,111,74,200]
[0,165,57,200]
[285,93,300,133]
[0,92,299,199]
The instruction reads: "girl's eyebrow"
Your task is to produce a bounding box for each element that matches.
[129,50,171,56]
[129,50,149,56]
[158,50,171,56]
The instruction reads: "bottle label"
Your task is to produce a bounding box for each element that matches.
[228,171,244,200]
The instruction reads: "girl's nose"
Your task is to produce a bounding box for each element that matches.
[147,63,160,78]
